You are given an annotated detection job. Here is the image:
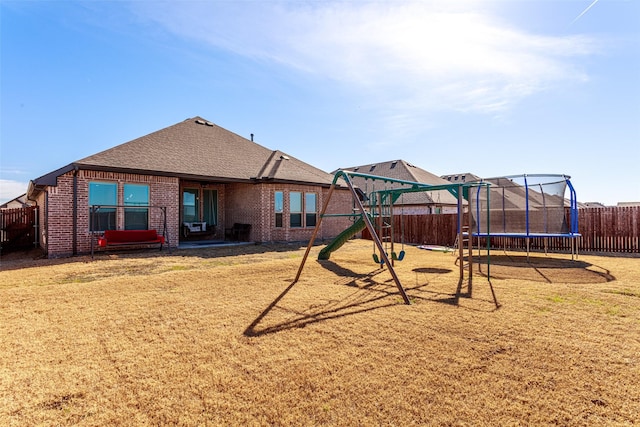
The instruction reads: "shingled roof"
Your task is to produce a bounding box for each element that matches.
[31,117,335,188]
[340,160,459,206]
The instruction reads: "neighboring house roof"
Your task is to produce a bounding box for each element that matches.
[449,173,580,209]
[338,159,459,206]
[584,202,608,208]
[440,172,481,184]
[0,193,31,209]
[29,117,335,194]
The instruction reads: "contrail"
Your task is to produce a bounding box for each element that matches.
[571,0,600,25]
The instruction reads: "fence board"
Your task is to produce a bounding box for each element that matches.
[361,207,640,254]
[0,206,37,253]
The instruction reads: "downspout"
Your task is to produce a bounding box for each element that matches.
[73,166,79,255]
[44,191,49,256]
[26,181,40,249]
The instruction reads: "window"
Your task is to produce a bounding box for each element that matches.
[89,182,117,231]
[275,191,283,227]
[288,191,316,228]
[290,192,302,227]
[183,189,199,223]
[305,193,317,227]
[124,184,149,230]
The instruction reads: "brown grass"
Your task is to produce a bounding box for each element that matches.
[1,240,639,426]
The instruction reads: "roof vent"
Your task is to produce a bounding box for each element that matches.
[205,121,213,126]
[280,155,290,160]
[390,161,397,169]
[369,165,376,172]
[195,119,205,125]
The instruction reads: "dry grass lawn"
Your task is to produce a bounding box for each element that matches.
[1,240,639,426]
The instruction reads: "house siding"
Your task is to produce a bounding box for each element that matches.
[45,173,75,257]
[43,170,179,257]
[178,182,353,243]
[224,182,353,243]
[259,183,353,243]
[41,170,353,257]
[321,186,355,240]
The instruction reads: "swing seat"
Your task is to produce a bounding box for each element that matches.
[392,250,405,261]
[372,253,384,264]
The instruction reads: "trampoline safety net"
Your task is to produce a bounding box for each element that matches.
[468,174,574,235]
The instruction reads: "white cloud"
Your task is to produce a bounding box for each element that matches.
[0,180,29,204]
[131,1,597,121]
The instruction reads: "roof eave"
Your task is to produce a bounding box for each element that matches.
[253,177,335,188]
[27,163,78,199]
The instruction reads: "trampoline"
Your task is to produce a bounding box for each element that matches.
[466,174,580,257]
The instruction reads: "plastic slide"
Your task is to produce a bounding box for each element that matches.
[318,217,367,260]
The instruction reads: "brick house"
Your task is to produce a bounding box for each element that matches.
[27,117,352,257]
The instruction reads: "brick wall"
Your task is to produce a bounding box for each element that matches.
[45,173,75,257]
[224,182,353,243]
[322,186,356,240]
[44,170,179,257]
[42,169,356,257]
[224,183,264,242]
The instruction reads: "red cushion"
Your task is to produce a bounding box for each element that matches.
[100,230,162,245]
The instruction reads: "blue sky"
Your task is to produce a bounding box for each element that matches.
[1,0,639,205]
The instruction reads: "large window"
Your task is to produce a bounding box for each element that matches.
[305,193,317,227]
[290,192,302,228]
[89,182,117,231]
[289,191,317,228]
[274,191,283,227]
[124,184,149,230]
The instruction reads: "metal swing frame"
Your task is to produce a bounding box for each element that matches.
[294,170,493,305]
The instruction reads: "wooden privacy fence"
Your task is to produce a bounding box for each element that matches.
[578,206,639,253]
[0,206,37,253]
[362,214,459,247]
[361,206,640,254]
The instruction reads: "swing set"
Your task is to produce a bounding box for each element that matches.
[294,170,494,306]
[368,181,406,265]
